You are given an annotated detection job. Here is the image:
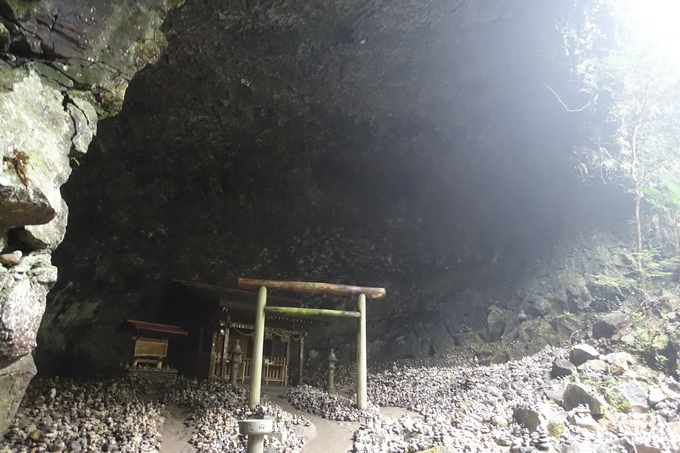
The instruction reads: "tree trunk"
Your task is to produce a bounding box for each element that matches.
[631,116,644,285]
[634,186,643,281]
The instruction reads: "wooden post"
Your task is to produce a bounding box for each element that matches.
[238,278,386,299]
[356,293,367,409]
[299,333,305,384]
[221,325,230,379]
[208,330,218,380]
[249,286,267,409]
[285,339,291,387]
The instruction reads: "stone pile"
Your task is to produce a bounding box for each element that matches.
[286,343,680,453]
[163,378,308,453]
[0,378,164,453]
[0,377,308,453]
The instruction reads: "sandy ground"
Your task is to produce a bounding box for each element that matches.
[159,406,195,453]
[269,394,360,453]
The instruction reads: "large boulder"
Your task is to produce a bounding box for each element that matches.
[562,383,608,415]
[486,305,506,342]
[569,344,600,367]
[619,383,649,413]
[0,354,36,434]
[513,403,566,434]
[604,352,634,376]
[551,358,576,378]
[592,312,627,339]
[0,253,57,367]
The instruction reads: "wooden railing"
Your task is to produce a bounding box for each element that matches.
[225,356,287,386]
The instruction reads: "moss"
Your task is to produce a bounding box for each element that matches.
[3,0,40,19]
[133,40,162,66]
[167,0,187,9]
[547,422,565,438]
[32,63,75,90]
[0,67,27,91]
[606,389,631,413]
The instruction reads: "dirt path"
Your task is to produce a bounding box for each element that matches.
[269,395,360,453]
[159,406,195,453]
[157,389,391,453]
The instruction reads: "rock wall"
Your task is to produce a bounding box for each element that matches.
[28,0,636,378]
[0,0,184,433]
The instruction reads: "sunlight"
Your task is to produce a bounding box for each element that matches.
[625,0,680,68]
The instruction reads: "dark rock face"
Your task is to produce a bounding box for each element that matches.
[31,0,639,374]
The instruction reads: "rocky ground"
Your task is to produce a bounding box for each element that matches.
[3,303,680,453]
[0,377,309,453]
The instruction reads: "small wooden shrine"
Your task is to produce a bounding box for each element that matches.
[119,319,188,368]
[175,280,328,385]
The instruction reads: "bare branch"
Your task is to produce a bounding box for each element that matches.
[544,84,595,112]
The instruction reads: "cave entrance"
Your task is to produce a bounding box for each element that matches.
[237,278,386,410]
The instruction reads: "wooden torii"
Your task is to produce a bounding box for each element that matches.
[238,278,386,409]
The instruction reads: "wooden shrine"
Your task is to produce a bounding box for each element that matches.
[175,280,328,385]
[120,319,188,368]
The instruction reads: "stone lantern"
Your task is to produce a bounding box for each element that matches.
[230,340,243,386]
[327,348,338,393]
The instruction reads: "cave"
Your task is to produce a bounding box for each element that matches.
[2,0,680,451]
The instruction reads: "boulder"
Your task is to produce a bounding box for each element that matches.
[592,312,628,339]
[604,352,634,376]
[647,388,665,406]
[567,412,601,432]
[578,359,608,373]
[562,383,608,415]
[486,306,506,342]
[569,344,600,367]
[620,384,649,413]
[551,358,576,378]
[513,403,566,434]
[522,295,553,318]
[0,354,36,434]
[544,383,566,406]
[0,255,57,367]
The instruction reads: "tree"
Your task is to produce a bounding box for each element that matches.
[568,0,680,287]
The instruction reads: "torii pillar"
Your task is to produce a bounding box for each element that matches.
[238,278,386,409]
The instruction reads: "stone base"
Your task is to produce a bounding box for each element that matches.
[0,355,36,435]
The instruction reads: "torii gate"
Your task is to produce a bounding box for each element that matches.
[237,278,386,409]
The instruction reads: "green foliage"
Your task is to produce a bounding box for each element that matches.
[630,311,644,323]
[593,248,678,292]
[547,422,565,439]
[631,328,654,352]
[606,389,631,413]
[566,0,680,287]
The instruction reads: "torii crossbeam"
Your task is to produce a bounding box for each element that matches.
[237,278,386,409]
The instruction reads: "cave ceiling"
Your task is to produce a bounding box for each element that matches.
[51,0,594,326]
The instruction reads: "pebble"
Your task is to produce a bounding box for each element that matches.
[287,344,680,452]
[3,343,680,453]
